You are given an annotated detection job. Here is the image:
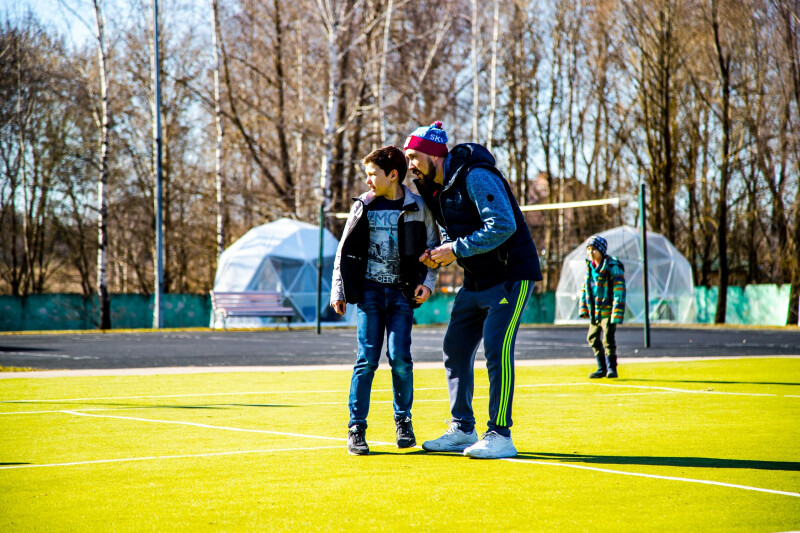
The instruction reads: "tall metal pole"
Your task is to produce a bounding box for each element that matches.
[152,0,164,329]
[316,203,324,335]
[639,183,650,348]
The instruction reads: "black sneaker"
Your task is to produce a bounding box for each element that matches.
[347,425,369,455]
[396,417,416,448]
[589,369,606,379]
[606,369,618,378]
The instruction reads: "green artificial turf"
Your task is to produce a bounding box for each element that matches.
[0,357,798,531]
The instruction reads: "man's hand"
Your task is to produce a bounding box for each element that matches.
[331,301,346,315]
[414,285,432,304]
[429,242,457,266]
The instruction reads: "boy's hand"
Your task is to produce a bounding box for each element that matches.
[331,301,346,315]
[419,249,438,269]
[413,285,431,304]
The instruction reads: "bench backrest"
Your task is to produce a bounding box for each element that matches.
[210,291,291,311]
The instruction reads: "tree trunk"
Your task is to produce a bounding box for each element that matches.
[319,4,340,211]
[486,0,499,151]
[272,0,294,215]
[712,0,730,324]
[471,0,479,141]
[211,0,225,259]
[377,0,393,145]
[93,0,111,329]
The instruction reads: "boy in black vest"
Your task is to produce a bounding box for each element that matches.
[331,146,440,455]
[405,122,543,459]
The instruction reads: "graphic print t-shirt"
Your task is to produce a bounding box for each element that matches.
[365,196,404,285]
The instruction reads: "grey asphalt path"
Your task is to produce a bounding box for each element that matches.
[0,325,798,370]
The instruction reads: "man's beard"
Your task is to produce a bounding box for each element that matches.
[412,157,436,184]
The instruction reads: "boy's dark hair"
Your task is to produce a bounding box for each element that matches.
[362,146,408,184]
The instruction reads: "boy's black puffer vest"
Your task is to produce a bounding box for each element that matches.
[338,199,430,308]
[415,143,542,291]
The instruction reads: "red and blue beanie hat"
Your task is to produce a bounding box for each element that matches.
[404,121,449,157]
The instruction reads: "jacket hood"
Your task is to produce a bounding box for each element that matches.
[443,143,497,189]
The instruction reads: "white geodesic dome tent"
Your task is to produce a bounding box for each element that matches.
[211,218,355,327]
[556,225,696,324]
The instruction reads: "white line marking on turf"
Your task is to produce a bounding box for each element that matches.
[61,411,397,447]
[63,411,346,441]
[7,413,798,500]
[0,386,448,404]
[0,445,345,470]
[3,381,796,406]
[0,407,150,416]
[9,411,799,499]
[0,391,678,416]
[503,458,800,498]
[3,355,797,379]
[589,383,779,397]
[2,390,350,403]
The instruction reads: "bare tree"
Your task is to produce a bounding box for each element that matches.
[471,0,480,141]
[91,0,111,328]
[210,0,225,260]
[771,0,800,324]
[486,0,499,151]
[706,0,737,323]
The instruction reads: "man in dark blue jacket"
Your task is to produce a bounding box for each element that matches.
[405,122,543,459]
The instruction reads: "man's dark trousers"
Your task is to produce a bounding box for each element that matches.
[442,279,533,437]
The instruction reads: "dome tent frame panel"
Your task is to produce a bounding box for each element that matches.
[212,218,355,327]
[555,225,696,324]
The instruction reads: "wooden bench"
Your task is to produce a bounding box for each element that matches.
[210,290,295,330]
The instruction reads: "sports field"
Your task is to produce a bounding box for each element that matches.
[1,357,798,531]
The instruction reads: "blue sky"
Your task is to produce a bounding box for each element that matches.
[1,0,95,48]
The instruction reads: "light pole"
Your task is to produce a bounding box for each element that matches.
[639,183,650,348]
[313,187,326,335]
[152,0,164,328]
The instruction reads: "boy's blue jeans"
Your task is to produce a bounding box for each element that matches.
[348,282,414,429]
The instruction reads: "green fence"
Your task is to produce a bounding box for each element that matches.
[695,284,792,326]
[0,284,793,331]
[412,291,555,325]
[0,291,556,331]
[0,294,211,332]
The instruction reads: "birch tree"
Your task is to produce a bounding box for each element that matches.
[486,0,499,151]
[317,0,341,211]
[92,0,111,329]
[377,0,393,145]
[210,0,224,260]
[471,0,480,141]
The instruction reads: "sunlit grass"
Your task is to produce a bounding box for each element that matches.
[0,357,798,531]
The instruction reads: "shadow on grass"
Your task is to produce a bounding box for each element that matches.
[515,452,800,471]
[0,462,30,466]
[618,378,800,387]
[359,450,424,457]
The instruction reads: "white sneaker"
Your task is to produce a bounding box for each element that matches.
[463,431,517,459]
[421,422,478,452]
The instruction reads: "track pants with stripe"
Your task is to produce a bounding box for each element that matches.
[442,279,533,437]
